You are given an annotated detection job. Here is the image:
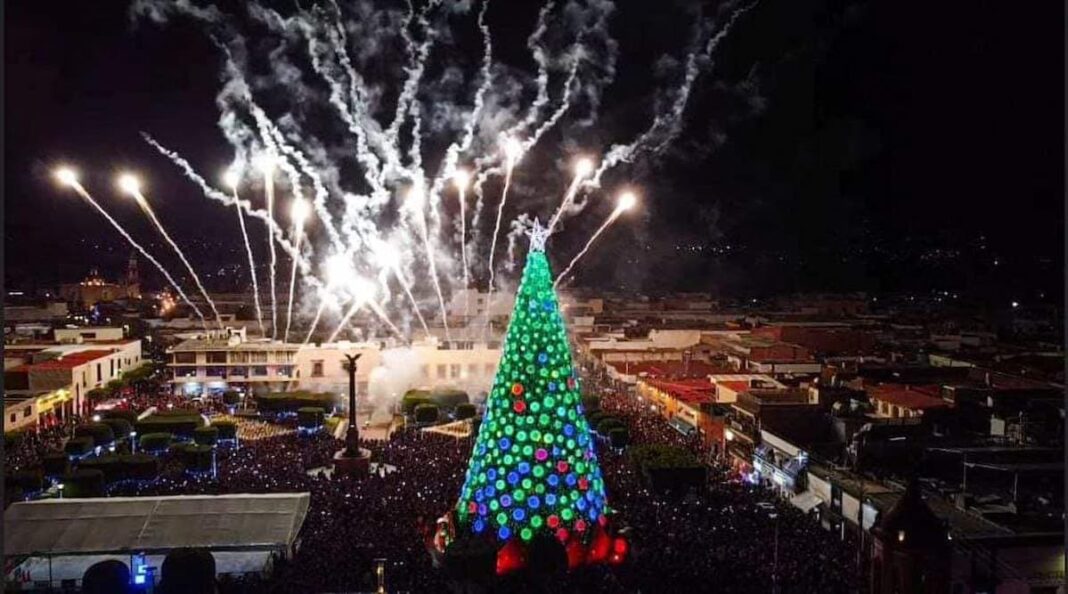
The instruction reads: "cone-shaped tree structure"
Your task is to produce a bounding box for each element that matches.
[456,222,607,545]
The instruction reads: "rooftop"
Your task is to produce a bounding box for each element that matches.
[4,493,311,556]
[868,383,948,410]
[169,338,302,352]
[642,378,716,406]
[607,360,732,378]
[8,350,115,373]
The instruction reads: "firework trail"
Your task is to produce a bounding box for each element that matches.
[302,299,327,346]
[554,192,636,288]
[406,187,450,341]
[284,198,311,342]
[486,137,522,291]
[61,176,209,330]
[143,136,314,275]
[327,299,364,343]
[228,180,266,337]
[260,161,280,340]
[548,157,594,234]
[121,179,224,328]
[587,0,758,188]
[125,0,760,343]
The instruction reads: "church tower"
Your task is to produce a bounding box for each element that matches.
[125,252,141,299]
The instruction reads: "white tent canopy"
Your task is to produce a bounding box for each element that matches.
[4,493,310,556]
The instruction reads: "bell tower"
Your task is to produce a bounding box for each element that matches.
[125,252,141,299]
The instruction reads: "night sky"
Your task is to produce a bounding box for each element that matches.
[6,1,1064,306]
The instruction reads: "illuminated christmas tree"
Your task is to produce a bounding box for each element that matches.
[453,221,609,550]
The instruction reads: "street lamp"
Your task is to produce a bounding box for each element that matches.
[57,484,65,499]
[130,431,138,454]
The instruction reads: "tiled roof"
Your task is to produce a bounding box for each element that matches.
[643,378,715,405]
[869,384,948,410]
[607,360,731,378]
[10,350,115,373]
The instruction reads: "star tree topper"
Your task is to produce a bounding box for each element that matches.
[527,217,550,252]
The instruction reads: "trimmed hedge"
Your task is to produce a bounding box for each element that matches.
[78,456,125,483]
[75,423,116,447]
[139,432,173,452]
[414,404,440,424]
[101,418,133,441]
[86,388,111,401]
[401,393,433,415]
[213,421,237,440]
[135,413,205,437]
[254,391,336,414]
[42,452,71,476]
[324,416,342,435]
[12,470,44,493]
[60,469,106,498]
[103,409,139,425]
[595,417,625,435]
[628,444,706,494]
[64,437,95,457]
[454,403,478,420]
[222,390,241,406]
[297,407,325,429]
[122,454,161,481]
[4,431,28,449]
[608,427,631,449]
[179,444,214,472]
[402,389,469,414]
[193,426,219,446]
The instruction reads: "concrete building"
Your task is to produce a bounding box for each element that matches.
[166,327,503,401]
[4,336,144,430]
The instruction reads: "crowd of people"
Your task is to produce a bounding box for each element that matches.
[5,374,861,593]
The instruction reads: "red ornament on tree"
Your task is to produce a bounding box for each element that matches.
[511,382,524,396]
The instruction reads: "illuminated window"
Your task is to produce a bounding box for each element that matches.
[437,365,447,379]
[312,361,324,377]
[450,364,461,378]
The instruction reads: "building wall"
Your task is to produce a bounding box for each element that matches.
[4,399,37,432]
[169,342,503,400]
[54,327,125,342]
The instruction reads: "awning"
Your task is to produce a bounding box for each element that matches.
[4,493,310,556]
[668,416,696,436]
[790,491,823,513]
